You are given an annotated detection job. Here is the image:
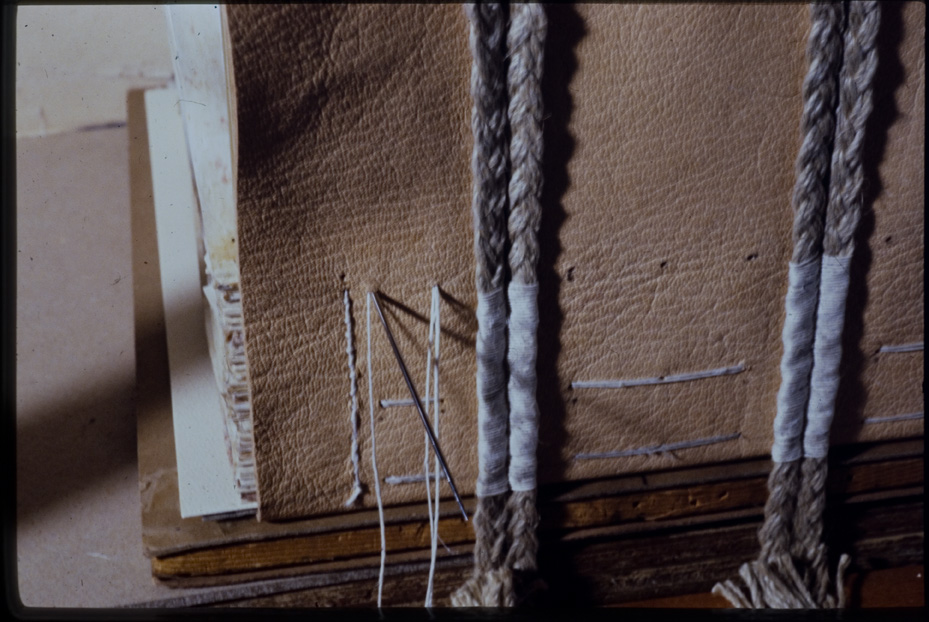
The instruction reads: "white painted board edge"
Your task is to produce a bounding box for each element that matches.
[145,87,257,518]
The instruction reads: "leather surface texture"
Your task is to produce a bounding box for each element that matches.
[227,3,924,522]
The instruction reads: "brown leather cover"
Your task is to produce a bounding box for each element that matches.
[227,4,924,521]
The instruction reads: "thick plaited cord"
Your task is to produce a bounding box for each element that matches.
[790,2,847,265]
[713,2,847,608]
[821,1,880,261]
[794,0,880,606]
[454,2,512,607]
[455,3,547,607]
[716,2,880,608]
[504,1,547,605]
[451,493,511,607]
[506,2,546,286]
[468,2,509,295]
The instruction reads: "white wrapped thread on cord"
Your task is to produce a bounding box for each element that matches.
[507,282,540,492]
[476,287,509,497]
[771,258,821,463]
[803,255,851,458]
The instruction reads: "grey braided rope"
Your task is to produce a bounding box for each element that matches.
[714,2,849,608]
[455,3,511,607]
[792,0,881,606]
[503,3,546,602]
[758,461,801,561]
[479,493,512,574]
[790,2,846,264]
[467,2,509,294]
[451,493,511,606]
[505,490,540,573]
[822,0,880,259]
[455,3,546,607]
[506,2,546,286]
[762,0,845,565]
[714,463,824,608]
[793,457,832,604]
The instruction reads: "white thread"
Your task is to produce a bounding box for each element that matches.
[575,432,741,461]
[804,255,851,458]
[380,398,444,408]
[771,258,821,463]
[384,473,448,485]
[476,287,509,497]
[431,288,442,607]
[343,290,363,507]
[437,535,453,555]
[863,412,923,424]
[422,288,435,607]
[878,342,924,353]
[425,286,441,607]
[366,292,386,607]
[508,282,540,492]
[571,363,745,390]
[422,318,435,607]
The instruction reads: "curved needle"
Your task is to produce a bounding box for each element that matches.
[370,292,469,522]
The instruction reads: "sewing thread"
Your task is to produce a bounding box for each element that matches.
[424,286,441,606]
[366,292,387,607]
[343,290,363,507]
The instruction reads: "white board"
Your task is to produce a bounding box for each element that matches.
[145,87,257,518]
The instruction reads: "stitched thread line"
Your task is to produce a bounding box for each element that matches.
[863,412,923,424]
[343,290,363,507]
[429,288,442,608]
[877,342,923,353]
[575,433,742,461]
[423,289,436,607]
[571,363,746,390]
[380,398,444,409]
[384,473,448,486]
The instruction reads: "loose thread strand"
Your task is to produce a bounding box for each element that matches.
[424,287,440,606]
[367,293,387,607]
[343,290,363,507]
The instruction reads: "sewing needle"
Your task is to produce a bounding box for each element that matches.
[370,291,469,522]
